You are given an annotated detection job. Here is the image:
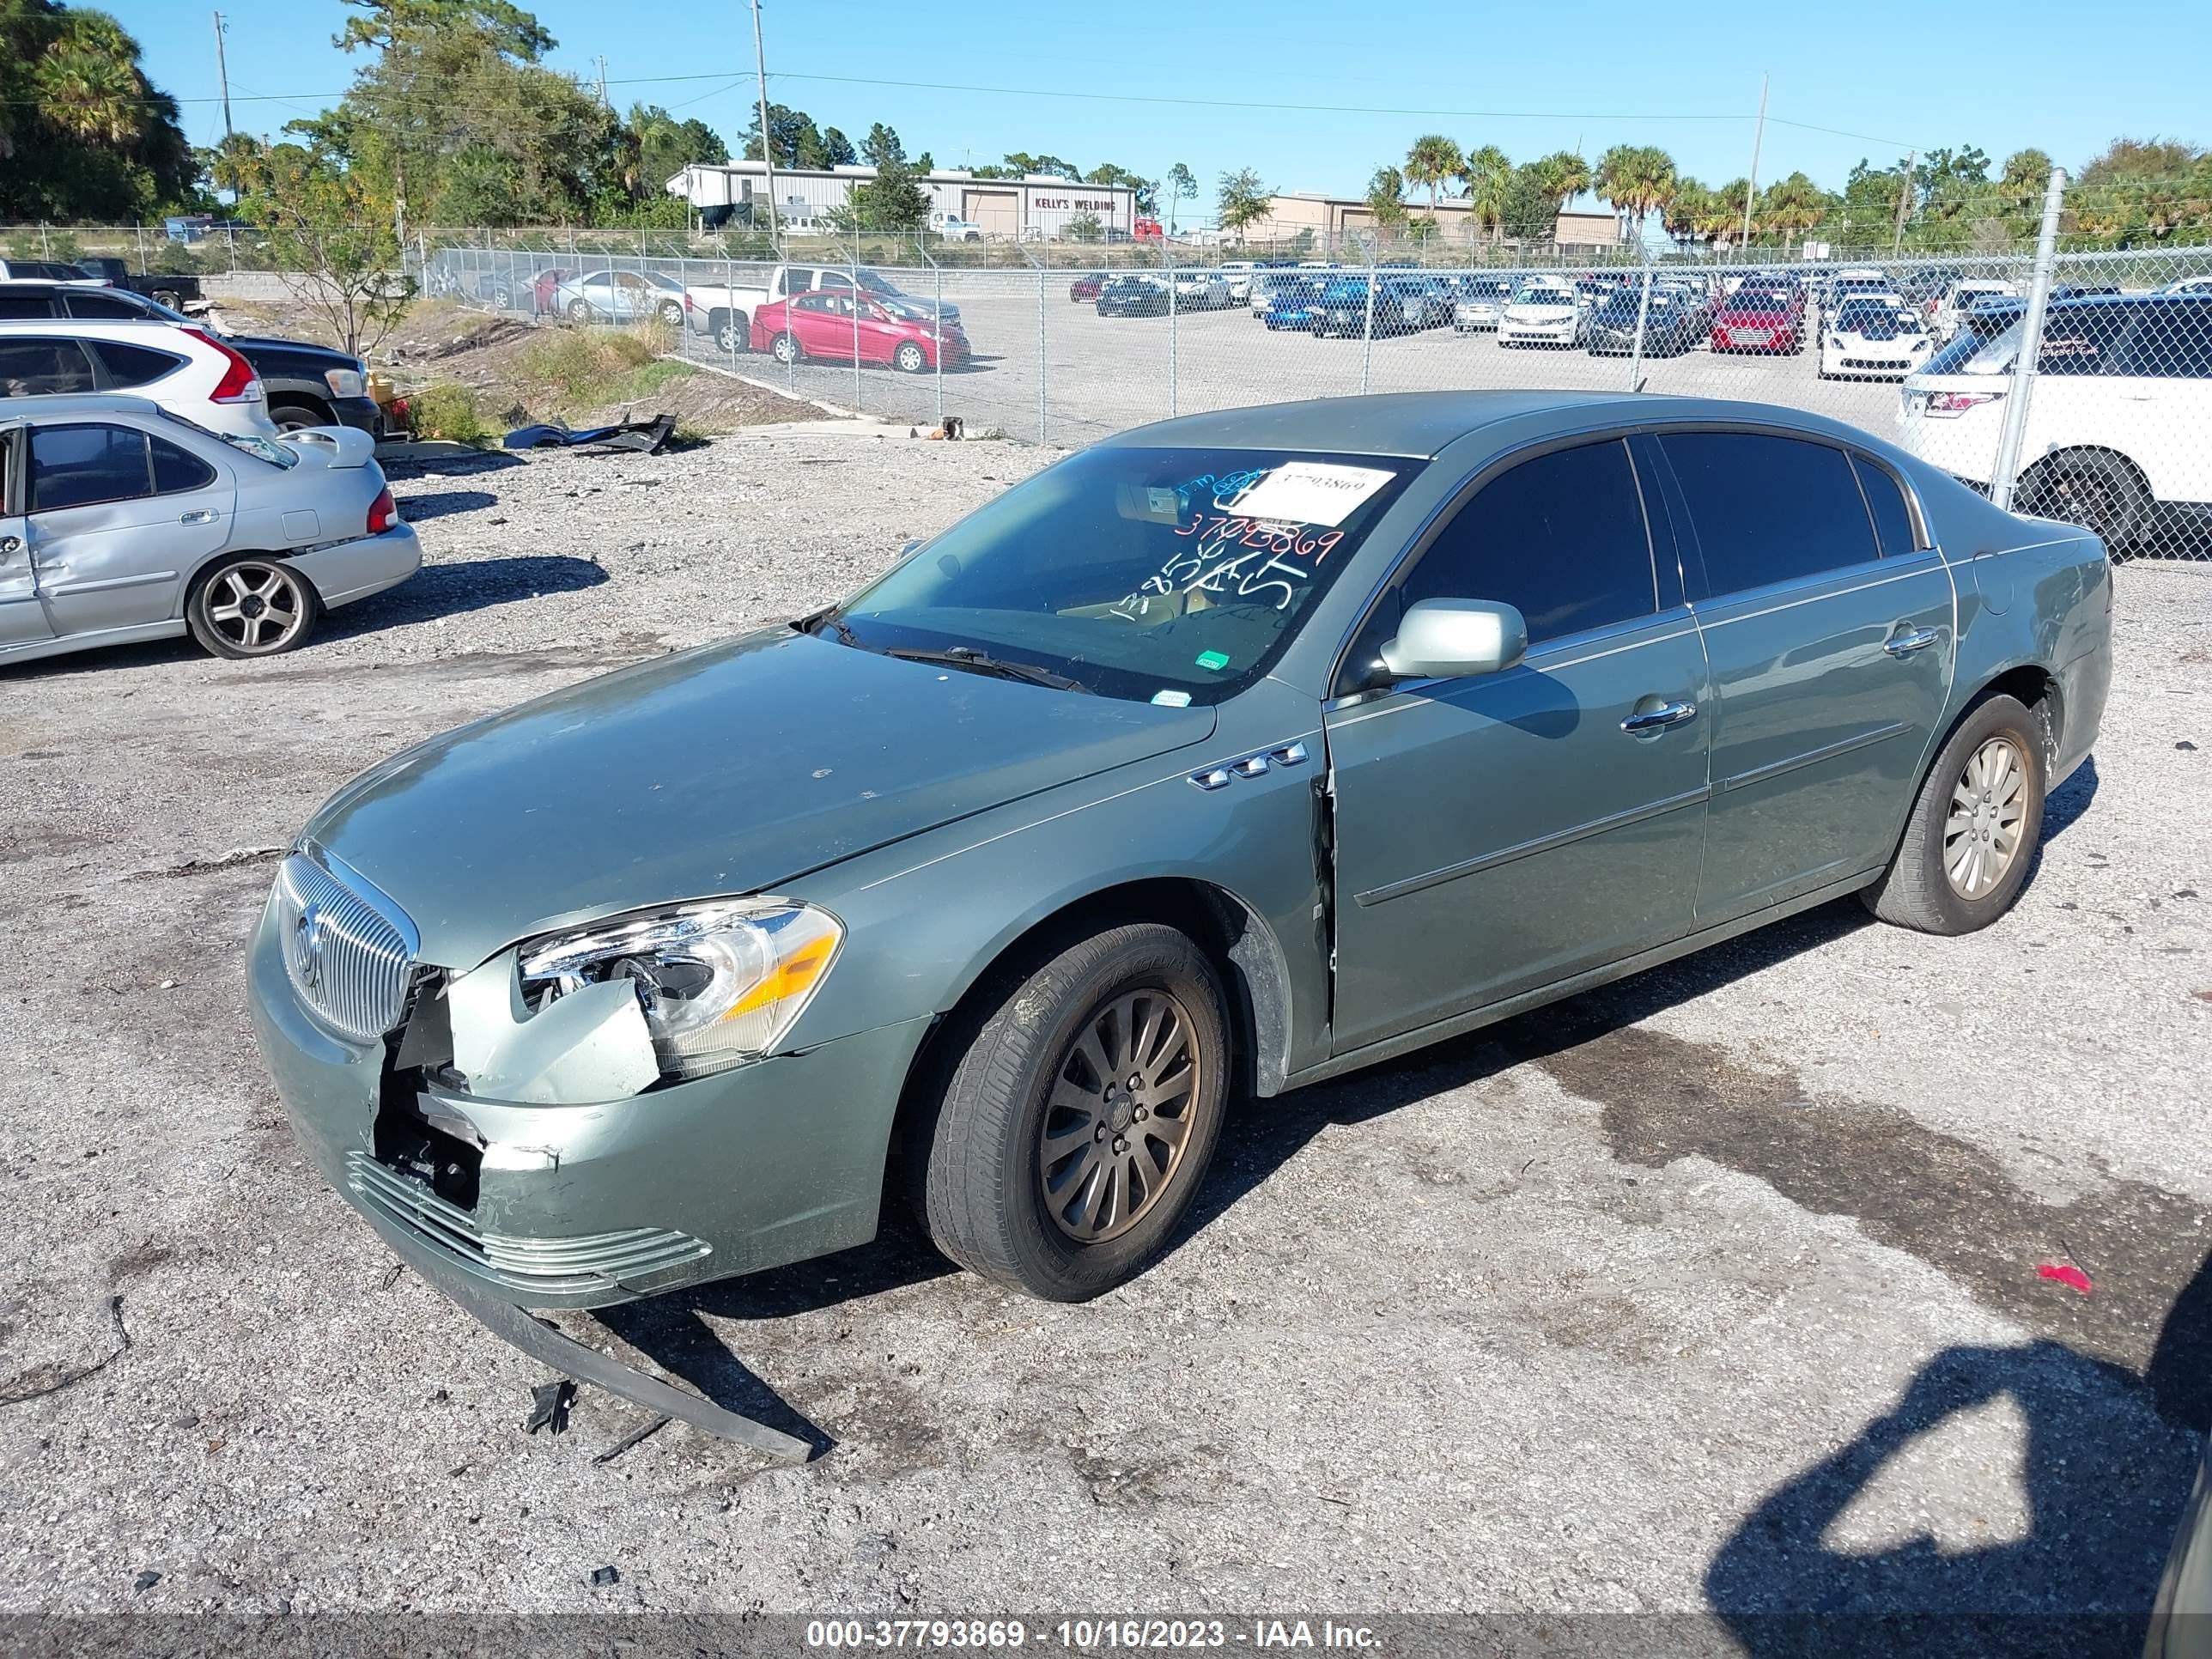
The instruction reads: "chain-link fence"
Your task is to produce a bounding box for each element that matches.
[411,195,2211,557]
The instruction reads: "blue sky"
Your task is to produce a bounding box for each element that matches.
[124,0,2205,216]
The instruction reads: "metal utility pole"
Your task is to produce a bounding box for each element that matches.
[211,12,234,141]
[750,0,776,245]
[1990,167,2068,512]
[594,56,608,108]
[1740,73,1768,250]
[1892,149,1917,256]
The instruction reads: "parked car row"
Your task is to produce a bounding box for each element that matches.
[3,283,422,666]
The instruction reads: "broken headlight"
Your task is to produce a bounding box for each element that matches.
[516,899,842,1081]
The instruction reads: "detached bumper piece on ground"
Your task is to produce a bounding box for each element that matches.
[504,413,677,454]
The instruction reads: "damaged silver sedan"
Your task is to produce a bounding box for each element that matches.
[250,393,2111,1414]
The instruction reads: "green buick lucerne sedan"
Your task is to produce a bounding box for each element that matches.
[250,392,2112,1315]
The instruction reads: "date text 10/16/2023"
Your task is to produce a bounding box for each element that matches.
[803,1619,1385,1650]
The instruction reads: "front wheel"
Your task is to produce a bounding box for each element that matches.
[1862,694,2045,933]
[913,923,1231,1301]
[893,341,928,374]
[565,299,590,323]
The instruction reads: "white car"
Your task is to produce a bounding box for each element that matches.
[1452,277,1515,332]
[1897,292,2212,552]
[2161,273,2212,296]
[1498,283,1584,347]
[0,318,273,436]
[1168,271,1232,309]
[935,217,986,242]
[1217,261,1258,303]
[1819,295,1933,380]
[1931,278,2019,342]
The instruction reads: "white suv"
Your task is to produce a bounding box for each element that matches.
[1897,293,2212,553]
[0,318,273,435]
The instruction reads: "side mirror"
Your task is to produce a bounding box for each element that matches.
[1380,599,1528,682]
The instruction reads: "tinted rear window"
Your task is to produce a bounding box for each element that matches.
[0,295,62,319]
[91,339,182,388]
[1662,433,1879,595]
[1850,456,1920,557]
[64,291,155,320]
[0,337,95,395]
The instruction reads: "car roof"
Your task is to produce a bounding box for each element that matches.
[0,392,167,422]
[0,279,115,294]
[0,315,192,333]
[1098,391,1658,459]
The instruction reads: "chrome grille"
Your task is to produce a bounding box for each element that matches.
[344,1152,712,1295]
[275,852,419,1044]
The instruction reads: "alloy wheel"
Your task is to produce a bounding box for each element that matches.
[1944,735,2029,899]
[204,561,310,655]
[1036,988,1203,1244]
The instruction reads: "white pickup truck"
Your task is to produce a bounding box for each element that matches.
[683,263,962,355]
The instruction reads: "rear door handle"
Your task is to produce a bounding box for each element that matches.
[179,508,217,526]
[0,535,20,556]
[1621,700,1698,733]
[1885,627,1941,658]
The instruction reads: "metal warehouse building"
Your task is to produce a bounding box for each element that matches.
[667,161,1138,239]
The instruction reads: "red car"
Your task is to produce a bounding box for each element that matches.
[1068,272,1106,302]
[750,292,969,373]
[1711,287,1803,354]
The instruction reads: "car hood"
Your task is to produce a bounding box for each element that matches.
[227,334,363,369]
[300,627,1218,969]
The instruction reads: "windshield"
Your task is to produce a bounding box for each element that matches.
[852,269,900,295]
[823,447,1421,705]
[1513,285,1570,305]
[1838,300,1911,329]
[1725,290,1788,313]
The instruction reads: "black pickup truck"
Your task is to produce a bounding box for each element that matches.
[72,257,203,310]
[0,279,390,435]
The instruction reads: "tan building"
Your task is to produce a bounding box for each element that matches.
[1243,191,1625,252]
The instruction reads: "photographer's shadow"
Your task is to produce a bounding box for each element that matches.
[1707,1249,2209,1659]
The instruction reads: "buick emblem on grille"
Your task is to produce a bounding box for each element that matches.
[295,900,325,990]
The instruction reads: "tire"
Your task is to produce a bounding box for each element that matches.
[150,289,182,309]
[268,401,327,434]
[714,312,747,355]
[913,922,1231,1302]
[2015,451,2151,550]
[1862,694,2045,934]
[565,299,590,323]
[770,331,802,366]
[185,556,322,659]
[894,341,928,374]
[657,300,684,326]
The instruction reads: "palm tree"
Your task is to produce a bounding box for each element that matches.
[35,42,145,148]
[1595,144,1678,245]
[1457,144,1512,244]
[1595,144,1640,237]
[1757,172,1830,255]
[1529,149,1591,240]
[1663,178,1715,248]
[1404,133,1465,223]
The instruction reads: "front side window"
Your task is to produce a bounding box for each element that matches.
[31,422,152,511]
[1398,439,1657,648]
[0,337,96,396]
[822,446,1422,705]
[1662,432,1879,594]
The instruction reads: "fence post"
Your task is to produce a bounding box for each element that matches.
[726,252,738,369]
[40,222,50,258]
[849,250,863,411]
[1626,259,1655,392]
[1037,264,1048,444]
[1990,167,2067,513]
[1167,238,1179,420]
[1359,251,1377,396]
[933,257,944,428]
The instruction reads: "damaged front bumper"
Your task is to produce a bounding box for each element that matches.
[247,892,932,1313]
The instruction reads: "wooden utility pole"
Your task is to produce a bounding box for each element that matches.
[750,0,776,239]
[1892,149,1917,255]
[212,12,233,140]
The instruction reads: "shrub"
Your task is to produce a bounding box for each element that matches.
[410,381,495,447]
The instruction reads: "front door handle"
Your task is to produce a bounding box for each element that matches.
[0,535,19,556]
[1621,700,1698,733]
[1885,627,1942,658]
[179,508,217,526]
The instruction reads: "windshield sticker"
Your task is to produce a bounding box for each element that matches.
[1194,650,1231,672]
[1152,690,1193,707]
[1231,462,1396,526]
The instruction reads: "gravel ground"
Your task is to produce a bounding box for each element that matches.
[2,430,2209,1640]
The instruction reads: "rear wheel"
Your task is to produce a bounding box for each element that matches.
[913,923,1231,1302]
[656,299,685,327]
[2015,450,2150,550]
[714,312,746,355]
[1862,694,2045,933]
[770,331,802,366]
[186,557,321,659]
